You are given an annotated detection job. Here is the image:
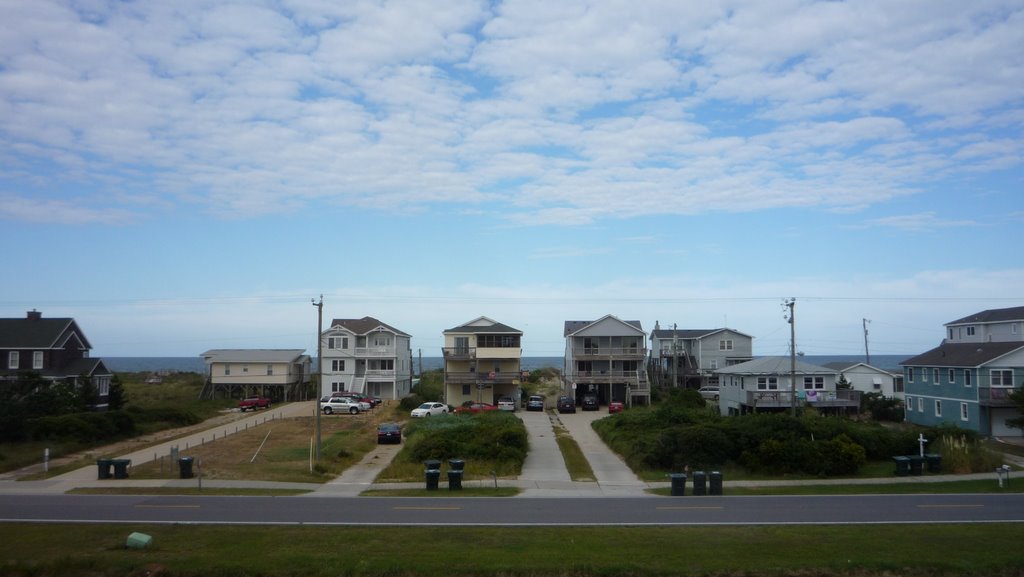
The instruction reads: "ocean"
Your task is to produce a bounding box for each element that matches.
[100,354,909,374]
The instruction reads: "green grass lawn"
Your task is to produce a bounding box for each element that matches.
[2,523,1021,576]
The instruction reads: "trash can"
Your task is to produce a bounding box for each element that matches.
[424,459,442,471]
[448,459,465,472]
[112,459,131,479]
[178,456,194,479]
[709,471,723,495]
[96,459,113,480]
[692,471,707,496]
[925,453,942,474]
[425,468,440,490]
[448,470,463,490]
[909,455,924,476]
[669,473,687,496]
[893,456,910,476]
[125,532,152,549]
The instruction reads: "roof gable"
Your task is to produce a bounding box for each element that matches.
[650,327,753,340]
[329,316,411,337]
[0,316,89,350]
[444,317,521,334]
[564,315,644,337]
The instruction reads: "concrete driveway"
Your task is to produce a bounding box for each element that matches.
[554,408,651,495]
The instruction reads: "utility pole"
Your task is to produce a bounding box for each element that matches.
[312,295,323,461]
[785,298,797,417]
[863,318,871,365]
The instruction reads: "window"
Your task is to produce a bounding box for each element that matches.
[242,365,248,373]
[332,360,345,372]
[478,334,521,348]
[933,369,939,384]
[719,339,733,351]
[917,397,923,412]
[803,376,824,390]
[97,376,110,397]
[965,369,972,387]
[960,402,969,421]
[266,364,273,376]
[462,384,471,395]
[908,367,914,383]
[991,369,1013,387]
[966,326,976,336]
[934,400,942,417]
[7,351,18,369]
[1013,323,1018,335]
[374,336,392,346]
[224,364,231,376]
[757,376,778,390]
[331,382,345,392]
[32,351,43,369]
[906,396,913,408]
[710,359,718,369]
[948,369,955,384]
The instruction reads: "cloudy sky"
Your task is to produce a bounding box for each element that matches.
[1,0,1022,359]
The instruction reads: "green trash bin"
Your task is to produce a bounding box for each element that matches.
[709,471,723,495]
[96,459,113,480]
[692,471,707,496]
[909,455,924,476]
[448,470,463,490]
[925,453,942,473]
[669,473,687,496]
[893,456,910,476]
[178,456,194,479]
[425,469,440,490]
[111,459,131,479]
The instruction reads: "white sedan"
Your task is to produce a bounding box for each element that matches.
[411,402,448,418]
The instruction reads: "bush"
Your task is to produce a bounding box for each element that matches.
[819,433,867,475]
[405,412,528,465]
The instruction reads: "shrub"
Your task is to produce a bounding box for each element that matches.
[819,433,867,475]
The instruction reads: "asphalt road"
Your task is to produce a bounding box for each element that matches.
[4,493,1024,526]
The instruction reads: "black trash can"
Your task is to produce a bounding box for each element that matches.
[893,456,910,476]
[96,459,113,480]
[692,471,707,496]
[448,459,465,472]
[448,470,463,490]
[425,468,440,490]
[709,471,723,495]
[111,459,131,479]
[925,453,942,473]
[178,456,194,479]
[909,455,924,476]
[424,459,442,471]
[669,473,687,496]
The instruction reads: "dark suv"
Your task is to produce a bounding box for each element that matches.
[556,396,576,413]
[581,395,599,411]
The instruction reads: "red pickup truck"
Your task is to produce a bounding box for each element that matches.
[238,397,271,412]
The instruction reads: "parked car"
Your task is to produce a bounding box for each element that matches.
[335,396,372,412]
[238,397,271,412]
[556,396,576,413]
[526,395,545,411]
[698,386,720,401]
[496,396,517,412]
[453,401,499,415]
[377,422,402,444]
[411,402,448,418]
[321,397,361,415]
[581,395,599,411]
[608,401,625,414]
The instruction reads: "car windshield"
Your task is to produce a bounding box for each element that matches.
[418,403,433,409]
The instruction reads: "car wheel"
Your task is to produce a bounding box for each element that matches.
[349,407,359,414]
[324,407,333,414]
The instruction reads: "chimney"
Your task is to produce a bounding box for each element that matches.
[27,310,42,321]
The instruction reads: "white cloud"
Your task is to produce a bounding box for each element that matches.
[849,211,978,232]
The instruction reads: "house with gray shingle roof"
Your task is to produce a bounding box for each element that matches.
[716,356,859,416]
[200,349,311,401]
[0,310,112,409]
[442,316,523,407]
[902,305,1024,437]
[648,324,753,389]
[320,316,412,400]
[823,361,903,400]
[563,314,650,407]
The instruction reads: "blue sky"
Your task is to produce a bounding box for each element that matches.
[1,0,1022,359]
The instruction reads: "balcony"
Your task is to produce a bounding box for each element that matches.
[445,371,519,385]
[744,389,861,409]
[979,386,1018,407]
[442,347,476,360]
[574,346,647,360]
[353,346,397,358]
[357,369,396,379]
[571,369,645,383]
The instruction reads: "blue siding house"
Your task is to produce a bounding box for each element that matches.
[902,306,1024,437]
